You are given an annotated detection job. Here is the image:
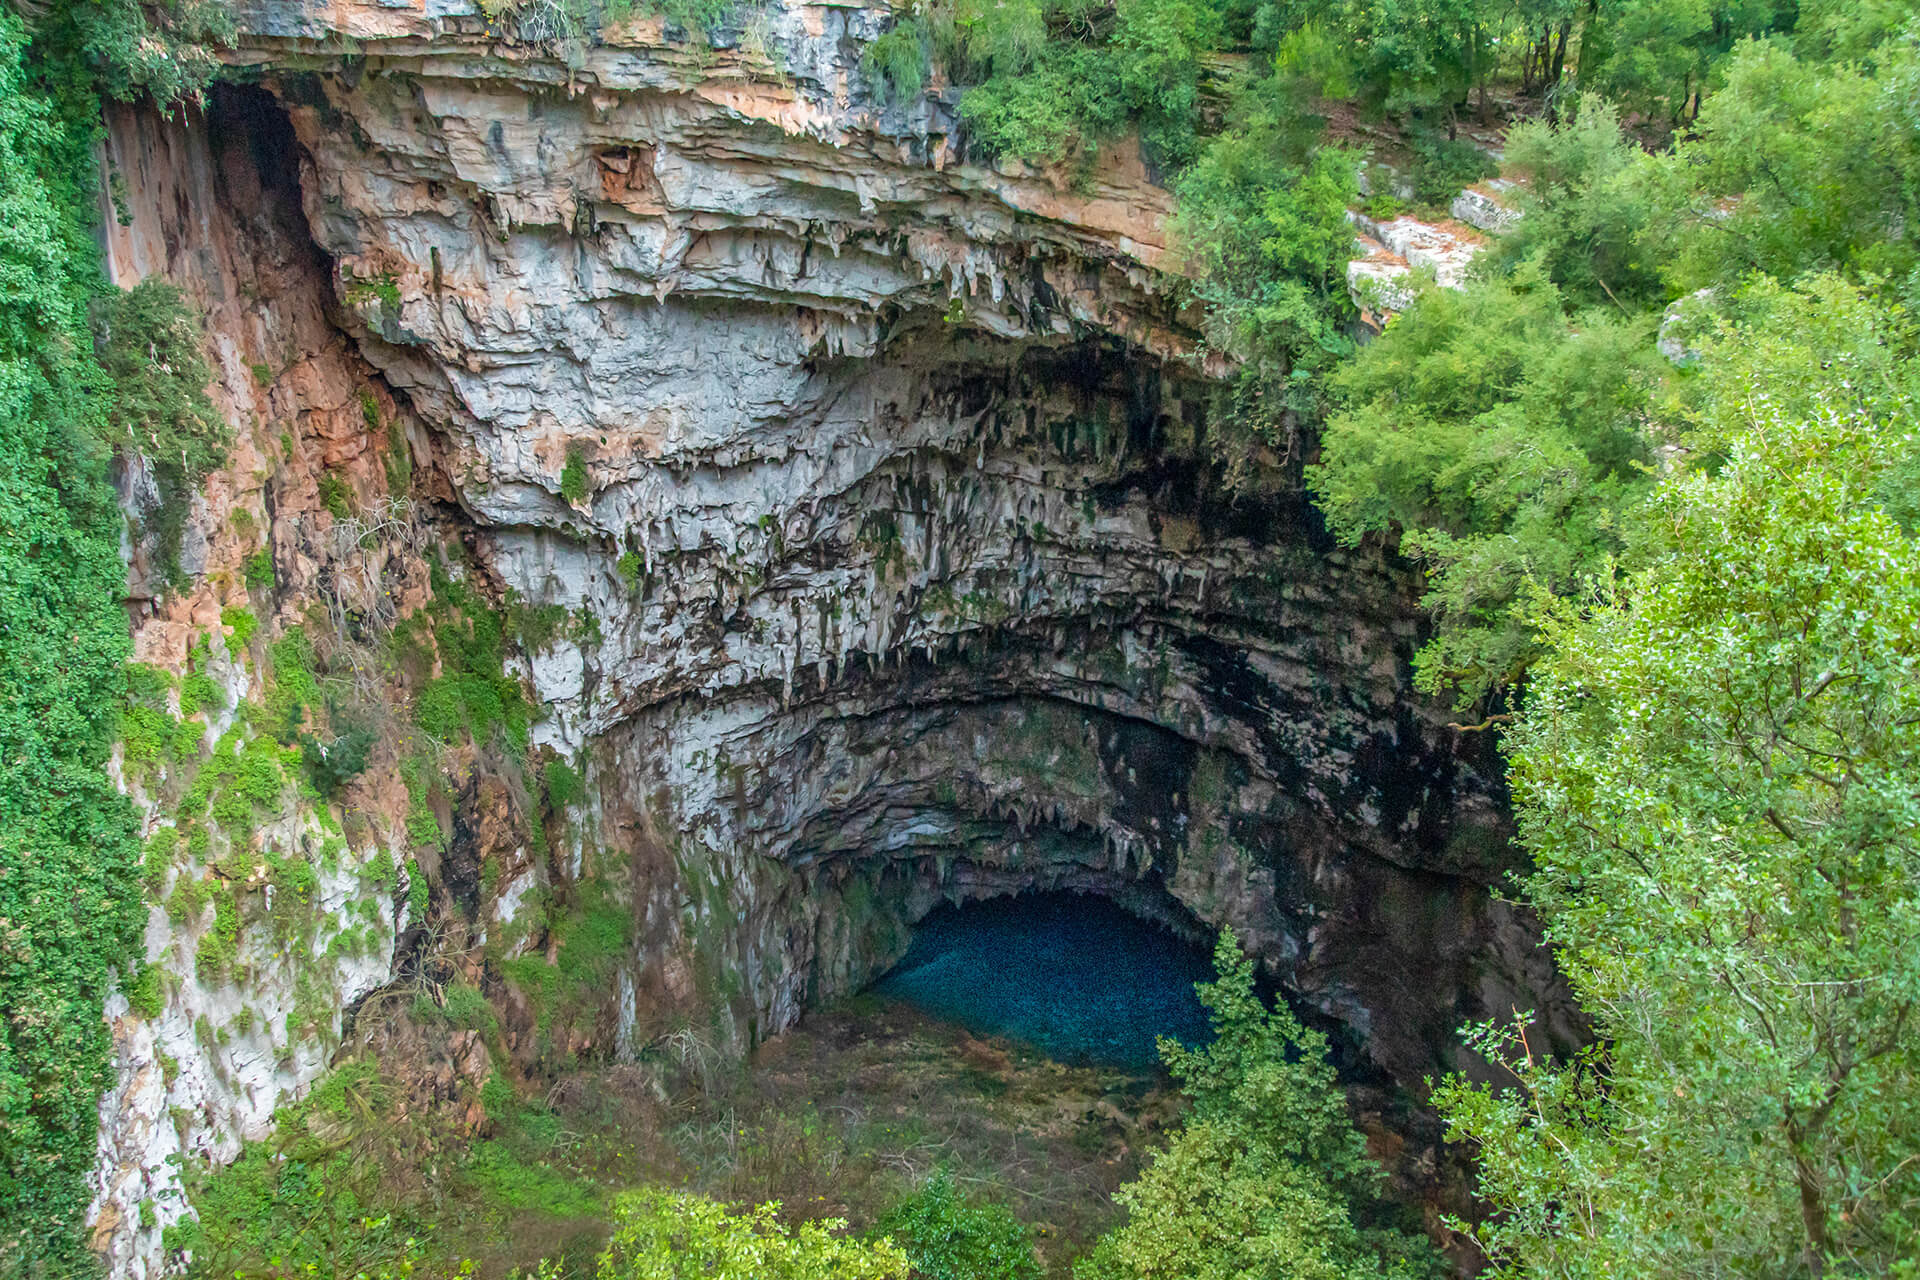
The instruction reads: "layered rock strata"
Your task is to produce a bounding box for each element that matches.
[87,3,1574,1273]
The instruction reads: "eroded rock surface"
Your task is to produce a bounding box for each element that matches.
[89,4,1573,1273]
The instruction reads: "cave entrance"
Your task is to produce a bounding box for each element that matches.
[867,891,1215,1069]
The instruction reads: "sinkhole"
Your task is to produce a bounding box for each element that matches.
[869,891,1216,1069]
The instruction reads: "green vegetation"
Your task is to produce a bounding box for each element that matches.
[318,468,353,519]
[396,558,534,750]
[1307,263,1660,702]
[1430,290,1920,1276]
[243,546,275,588]
[501,888,634,1059]
[479,0,738,46]
[873,1169,1040,1280]
[0,0,230,1266]
[558,444,589,506]
[9,0,1920,1273]
[1172,7,1920,1277]
[166,1060,434,1277]
[548,1188,909,1280]
[1078,931,1436,1280]
[94,278,229,583]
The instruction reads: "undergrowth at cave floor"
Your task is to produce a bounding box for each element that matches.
[183,1002,1177,1279]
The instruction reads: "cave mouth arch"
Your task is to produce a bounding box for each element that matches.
[865,889,1218,1070]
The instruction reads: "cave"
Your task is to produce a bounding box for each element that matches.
[83,32,1582,1278]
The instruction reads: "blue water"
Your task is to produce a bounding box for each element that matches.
[870,893,1215,1069]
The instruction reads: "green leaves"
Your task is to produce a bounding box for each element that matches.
[1656,36,1920,293]
[586,1187,910,1280]
[1078,932,1438,1280]
[0,9,152,1271]
[1435,324,1920,1275]
[872,1169,1039,1280]
[1307,263,1659,704]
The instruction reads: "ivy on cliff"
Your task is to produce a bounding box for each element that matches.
[0,3,225,1272]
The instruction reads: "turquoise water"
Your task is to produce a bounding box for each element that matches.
[871,893,1215,1069]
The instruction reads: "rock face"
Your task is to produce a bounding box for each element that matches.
[86,89,435,1279]
[88,3,1574,1273]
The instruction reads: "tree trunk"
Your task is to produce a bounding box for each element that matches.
[1549,18,1570,87]
[1795,1150,1830,1277]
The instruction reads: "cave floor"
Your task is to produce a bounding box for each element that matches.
[447,998,1184,1277]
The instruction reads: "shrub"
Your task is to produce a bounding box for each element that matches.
[558,445,588,505]
[873,1169,1039,1280]
[243,548,275,589]
[404,857,429,920]
[221,605,258,648]
[92,278,229,585]
[1407,132,1497,207]
[124,962,165,1020]
[318,469,352,519]
[142,829,179,894]
[302,726,375,798]
[1075,931,1437,1280]
[543,758,584,810]
[178,670,223,718]
[194,893,242,980]
[863,16,931,106]
[575,1187,909,1279]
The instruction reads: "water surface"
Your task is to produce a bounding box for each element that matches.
[871,892,1214,1069]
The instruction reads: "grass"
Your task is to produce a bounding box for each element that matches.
[653,1003,1180,1274]
[173,1000,1180,1279]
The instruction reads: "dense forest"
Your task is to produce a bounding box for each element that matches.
[1,0,1916,1276]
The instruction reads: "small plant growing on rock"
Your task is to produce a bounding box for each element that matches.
[318,470,353,519]
[558,445,589,506]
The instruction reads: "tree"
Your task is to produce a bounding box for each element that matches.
[1433,332,1920,1275]
[1490,96,1662,308]
[1076,932,1438,1280]
[1306,262,1660,706]
[1173,95,1358,478]
[1650,35,1920,293]
[1325,0,1513,122]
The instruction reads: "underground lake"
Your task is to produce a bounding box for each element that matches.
[869,891,1217,1069]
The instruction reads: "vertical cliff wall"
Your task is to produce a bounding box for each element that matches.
[85,85,446,1277]
[85,4,1574,1273]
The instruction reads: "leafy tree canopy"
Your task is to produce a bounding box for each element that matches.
[1434,287,1920,1277]
[1077,932,1439,1280]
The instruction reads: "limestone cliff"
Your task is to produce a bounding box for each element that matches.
[87,3,1573,1274]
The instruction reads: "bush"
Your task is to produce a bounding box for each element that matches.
[1407,132,1496,207]
[318,469,352,518]
[302,726,375,798]
[168,1061,432,1277]
[243,547,275,589]
[1306,262,1659,704]
[1075,931,1438,1280]
[220,605,258,648]
[558,445,588,505]
[124,962,165,1020]
[543,758,584,810]
[864,16,931,106]
[568,1188,909,1280]
[873,1169,1039,1280]
[178,670,223,718]
[417,980,499,1034]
